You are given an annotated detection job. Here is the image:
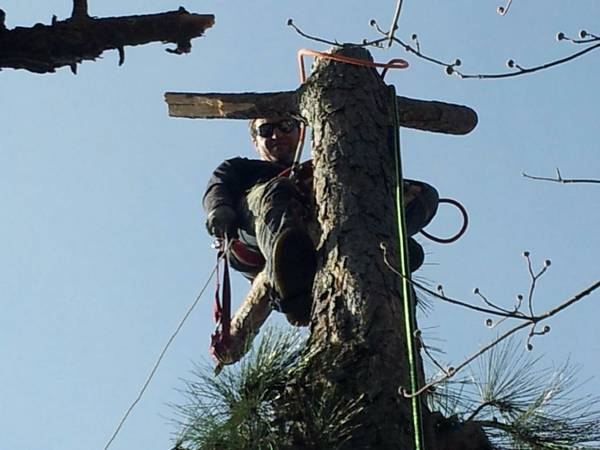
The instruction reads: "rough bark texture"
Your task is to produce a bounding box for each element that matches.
[296,45,422,450]
[0,6,214,74]
[165,92,477,135]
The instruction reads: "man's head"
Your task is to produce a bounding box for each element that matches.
[250,117,300,165]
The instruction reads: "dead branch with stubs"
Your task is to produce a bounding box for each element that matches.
[0,0,214,74]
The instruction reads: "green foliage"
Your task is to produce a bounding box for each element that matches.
[428,338,600,449]
[171,327,364,450]
[172,328,304,450]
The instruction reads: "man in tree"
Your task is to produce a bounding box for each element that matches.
[203,116,439,327]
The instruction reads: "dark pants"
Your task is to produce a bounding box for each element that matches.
[228,177,438,280]
[230,177,311,282]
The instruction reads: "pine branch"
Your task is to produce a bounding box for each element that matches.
[430,340,600,449]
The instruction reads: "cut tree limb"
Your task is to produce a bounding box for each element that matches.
[165,91,299,120]
[165,90,477,135]
[0,7,215,74]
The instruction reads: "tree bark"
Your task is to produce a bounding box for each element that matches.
[0,7,214,74]
[295,45,425,450]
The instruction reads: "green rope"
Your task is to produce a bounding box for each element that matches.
[389,84,425,450]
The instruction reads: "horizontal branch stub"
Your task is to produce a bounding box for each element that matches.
[165,91,477,135]
[396,96,477,135]
[165,91,299,119]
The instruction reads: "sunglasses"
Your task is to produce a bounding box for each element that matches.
[256,119,299,138]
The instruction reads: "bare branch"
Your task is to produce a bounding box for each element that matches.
[370,18,600,80]
[496,0,514,16]
[386,0,404,47]
[523,168,600,185]
[382,242,600,397]
[287,19,341,47]
[454,41,600,80]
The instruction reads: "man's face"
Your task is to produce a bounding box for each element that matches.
[252,118,300,165]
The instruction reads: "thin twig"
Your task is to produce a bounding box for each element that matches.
[523,168,600,185]
[287,18,389,49]
[402,321,531,398]
[418,333,450,375]
[497,0,514,16]
[371,20,600,80]
[386,0,404,47]
[402,279,600,398]
[381,243,528,319]
[287,19,340,47]
[474,288,513,315]
[455,41,600,80]
[381,241,600,397]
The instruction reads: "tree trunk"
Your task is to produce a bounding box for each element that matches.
[296,45,425,450]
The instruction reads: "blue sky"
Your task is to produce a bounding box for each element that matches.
[1,1,599,449]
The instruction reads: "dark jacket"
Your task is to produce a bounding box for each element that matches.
[203,157,288,214]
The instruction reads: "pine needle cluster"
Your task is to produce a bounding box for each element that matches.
[171,327,363,450]
[172,328,304,449]
[428,339,600,449]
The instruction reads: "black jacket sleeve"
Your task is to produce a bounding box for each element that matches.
[202,157,285,214]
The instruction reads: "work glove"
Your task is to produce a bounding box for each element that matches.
[206,205,238,238]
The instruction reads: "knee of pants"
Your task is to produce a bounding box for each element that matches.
[405,182,439,235]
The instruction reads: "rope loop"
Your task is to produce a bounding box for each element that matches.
[297,48,409,82]
[420,198,469,244]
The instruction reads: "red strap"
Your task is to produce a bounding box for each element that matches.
[221,256,231,342]
[230,239,265,267]
[210,246,232,362]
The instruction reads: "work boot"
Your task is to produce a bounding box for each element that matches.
[408,237,425,273]
[271,227,316,326]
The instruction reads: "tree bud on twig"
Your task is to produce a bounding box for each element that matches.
[526,343,534,351]
[473,287,480,295]
[522,251,530,258]
[369,19,377,27]
[579,30,588,39]
[453,58,462,67]
[445,66,454,75]
[543,325,551,333]
[506,59,515,68]
[517,294,524,300]
[485,318,493,328]
[544,259,552,268]
[497,6,506,15]
[556,32,565,41]
[287,18,293,26]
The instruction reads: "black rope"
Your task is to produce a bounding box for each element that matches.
[420,197,469,244]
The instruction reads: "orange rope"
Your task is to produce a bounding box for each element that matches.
[292,49,409,166]
[297,48,409,83]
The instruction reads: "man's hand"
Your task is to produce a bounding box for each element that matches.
[206,205,237,238]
